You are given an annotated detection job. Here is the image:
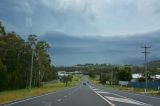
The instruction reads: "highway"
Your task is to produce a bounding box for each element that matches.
[3,79,160,106]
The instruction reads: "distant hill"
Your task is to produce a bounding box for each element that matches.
[148,60,160,68]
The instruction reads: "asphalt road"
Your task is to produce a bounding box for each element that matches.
[3,79,160,106]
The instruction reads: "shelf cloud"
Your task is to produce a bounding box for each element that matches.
[41,30,160,66]
[1,0,160,65]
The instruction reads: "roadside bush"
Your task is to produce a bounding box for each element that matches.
[137,77,145,82]
[60,75,73,86]
[88,70,96,79]
[99,73,108,84]
[118,66,132,81]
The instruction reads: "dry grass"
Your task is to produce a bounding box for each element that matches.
[0,75,82,104]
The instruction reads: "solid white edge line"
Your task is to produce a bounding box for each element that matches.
[89,85,152,106]
[57,99,62,102]
[94,91,115,106]
[88,85,115,106]
[110,92,152,106]
[3,86,79,106]
[103,85,160,100]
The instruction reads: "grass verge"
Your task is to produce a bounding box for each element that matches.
[89,76,160,96]
[0,75,82,105]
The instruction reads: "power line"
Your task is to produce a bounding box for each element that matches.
[141,45,151,93]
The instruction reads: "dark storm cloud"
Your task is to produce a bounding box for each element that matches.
[40,30,160,66]
[1,0,160,66]
[1,0,160,36]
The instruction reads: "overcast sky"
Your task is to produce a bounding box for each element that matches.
[1,0,160,66]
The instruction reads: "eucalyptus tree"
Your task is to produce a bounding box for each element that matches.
[35,40,50,86]
[27,34,37,89]
[0,22,6,36]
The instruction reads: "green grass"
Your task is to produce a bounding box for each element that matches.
[88,75,100,85]
[0,75,82,104]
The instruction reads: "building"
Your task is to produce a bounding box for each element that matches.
[58,71,68,78]
[57,71,82,78]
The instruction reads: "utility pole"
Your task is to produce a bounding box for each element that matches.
[111,70,113,86]
[141,45,151,93]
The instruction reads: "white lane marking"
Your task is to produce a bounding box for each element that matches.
[108,92,152,106]
[89,85,152,106]
[41,101,52,106]
[69,85,81,95]
[92,88,101,91]
[57,99,62,102]
[89,85,108,93]
[89,86,95,89]
[89,86,100,91]
[94,91,115,106]
[88,85,115,106]
[105,96,143,105]
[4,86,79,106]
[113,88,160,100]
[64,95,67,98]
[96,85,160,100]
[97,91,112,94]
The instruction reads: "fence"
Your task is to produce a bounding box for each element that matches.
[130,80,160,89]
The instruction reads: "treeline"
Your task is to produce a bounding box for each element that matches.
[56,63,143,74]
[56,63,157,76]
[56,64,133,84]
[98,66,132,84]
[56,64,118,73]
[0,22,57,91]
[56,63,158,85]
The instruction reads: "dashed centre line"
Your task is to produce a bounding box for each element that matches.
[57,99,62,102]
